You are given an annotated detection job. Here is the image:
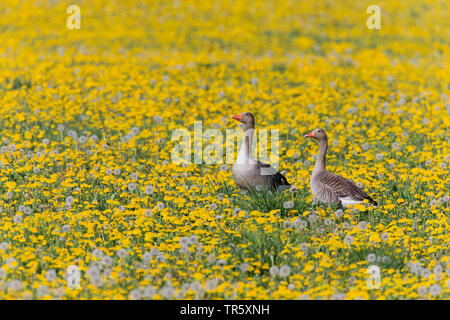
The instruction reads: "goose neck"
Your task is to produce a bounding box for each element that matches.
[237,128,254,164]
[313,138,327,174]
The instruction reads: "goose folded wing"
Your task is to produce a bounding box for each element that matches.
[319,173,375,203]
[257,161,290,188]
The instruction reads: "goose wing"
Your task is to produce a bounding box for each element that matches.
[319,173,377,205]
[257,161,290,189]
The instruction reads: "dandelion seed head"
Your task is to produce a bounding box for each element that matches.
[334,209,344,218]
[283,201,294,209]
[429,284,441,296]
[129,289,142,300]
[358,221,368,230]
[78,136,87,144]
[130,172,138,180]
[0,242,9,251]
[418,286,427,296]
[210,203,218,210]
[143,286,156,298]
[179,236,189,248]
[216,259,226,267]
[410,262,421,274]
[188,234,198,245]
[117,248,128,259]
[154,115,163,123]
[344,235,354,245]
[239,263,249,273]
[279,265,291,278]
[127,182,137,192]
[300,243,309,253]
[144,185,154,195]
[65,196,74,205]
[207,254,216,264]
[156,202,165,210]
[433,264,443,275]
[367,253,377,263]
[142,252,153,264]
[37,285,49,297]
[332,292,346,300]
[144,209,153,217]
[382,256,390,264]
[9,280,22,291]
[91,277,103,287]
[46,269,57,282]
[92,249,103,258]
[308,214,319,224]
[292,218,301,228]
[269,266,279,276]
[160,286,174,299]
[205,278,218,291]
[190,281,202,292]
[101,255,113,267]
[420,268,431,278]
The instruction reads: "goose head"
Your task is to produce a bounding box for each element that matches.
[305,128,327,141]
[232,112,255,130]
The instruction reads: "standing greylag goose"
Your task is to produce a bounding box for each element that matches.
[231,112,290,191]
[304,128,377,208]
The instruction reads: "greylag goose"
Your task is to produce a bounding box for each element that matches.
[231,112,290,191]
[305,128,377,208]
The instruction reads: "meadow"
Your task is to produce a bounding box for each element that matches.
[0,0,448,299]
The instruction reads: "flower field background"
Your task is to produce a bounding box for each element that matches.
[0,0,449,299]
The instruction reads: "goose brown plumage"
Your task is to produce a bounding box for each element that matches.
[305,128,377,208]
[231,112,290,191]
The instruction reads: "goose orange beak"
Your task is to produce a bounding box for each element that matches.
[305,132,315,138]
[232,114,242,121]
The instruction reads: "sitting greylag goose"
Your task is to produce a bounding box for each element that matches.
[231,112,290,191]
[305,128,377,208]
